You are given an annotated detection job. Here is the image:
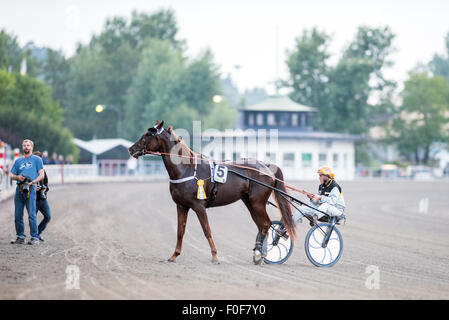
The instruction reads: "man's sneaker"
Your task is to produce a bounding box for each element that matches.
[10,237,25,244]
[38,236,44,242]
[27,238,39,245]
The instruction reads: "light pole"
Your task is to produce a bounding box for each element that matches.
[95,104,123,138]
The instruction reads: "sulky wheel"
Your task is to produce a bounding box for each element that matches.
[263,221,294,264]
[305,223,343,267]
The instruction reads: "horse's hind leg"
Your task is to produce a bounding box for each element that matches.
[192,205,219,264]
[168,204,189,262]
[252,202,272,264]
[242,196,272,265]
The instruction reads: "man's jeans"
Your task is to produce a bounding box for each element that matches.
[14,185,39,240]
[37,198,51,235]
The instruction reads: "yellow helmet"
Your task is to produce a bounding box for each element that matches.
[317,166,334,179]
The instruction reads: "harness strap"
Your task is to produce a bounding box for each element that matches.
[206,181,219,208]
[209,161,215,183]
[169,176,196,184]
[169,154,198,184]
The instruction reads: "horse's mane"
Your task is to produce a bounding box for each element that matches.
[167,126,196,166]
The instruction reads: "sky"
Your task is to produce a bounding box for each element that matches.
[1,0,449,95]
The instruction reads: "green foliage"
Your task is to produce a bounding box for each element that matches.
[0,70,78,158]
[124,39,227,139]
[286,28,331,121]
[429,32,449,82]
[286,26,396,134]
[0,29,22,72]
[62,9,229,141]
[63,9,212,140]
[386,72,449,164]
[0,105,78,158]
[38,48,71,105]
[203,99,237,131]
[0,30,38,77]
[0,70,62,123]
[2,10,234,146]
[123,38,185,139]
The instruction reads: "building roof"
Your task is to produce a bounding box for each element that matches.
[73,138,133,155]
[241,95,317,112]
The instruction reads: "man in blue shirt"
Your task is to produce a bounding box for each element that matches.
[9,139,45,245]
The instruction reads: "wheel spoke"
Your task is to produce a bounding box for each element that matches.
[327,247,333,264]
[319,247,327,264]
[276,245,282,260]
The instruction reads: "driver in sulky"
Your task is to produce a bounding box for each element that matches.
[294,166,346,226]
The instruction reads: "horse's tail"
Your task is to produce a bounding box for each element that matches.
[268,164,297,241]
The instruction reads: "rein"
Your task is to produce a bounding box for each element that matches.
[138,124,311,196]
[142,149,306,195]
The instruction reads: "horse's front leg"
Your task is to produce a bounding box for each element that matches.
[168,204,189,262]
[193,205,219,264]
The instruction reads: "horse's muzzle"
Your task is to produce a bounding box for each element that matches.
[132,150,143,158]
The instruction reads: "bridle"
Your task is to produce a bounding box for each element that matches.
[131,125,164,158]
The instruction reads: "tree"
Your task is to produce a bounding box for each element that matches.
[123,38,185,139]
[286,26,396,135]
[286,27,331,128]
[0,70,78,157]
[123,39,227,138]
[0,29,22,72]
[64,9,185,140]
[429,32,449,82]
[37,48,71,106]
[203,99,237,131]
[386,72,449,164]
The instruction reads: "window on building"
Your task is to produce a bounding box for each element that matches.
[256,113,264,126]
[221,152,226,161]
[302,153,312,167]
[319,153,327,166]
[325,140,333,148]
[279,113,289,127]
[292,113,298,126]
[333,153,339,168]
[267,113,276,126]
[248,113,254,126]
[343,153,348,168]
[301,113,306,126]
[233,152,241,161]
[283,153,295,167]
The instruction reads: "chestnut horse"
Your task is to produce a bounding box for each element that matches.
[129,121,296,264]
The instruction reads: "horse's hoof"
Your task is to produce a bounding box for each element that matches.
[211,258,220,265]
[253,250,263,265]
[168,258,176,263]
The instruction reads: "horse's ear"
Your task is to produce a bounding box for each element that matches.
[156,120,164,129]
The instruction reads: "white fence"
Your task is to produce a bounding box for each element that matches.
[0,160,168,202]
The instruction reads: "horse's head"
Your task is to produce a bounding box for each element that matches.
[129,120,166,158]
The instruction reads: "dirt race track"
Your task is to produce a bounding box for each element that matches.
[0,180,448,300]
